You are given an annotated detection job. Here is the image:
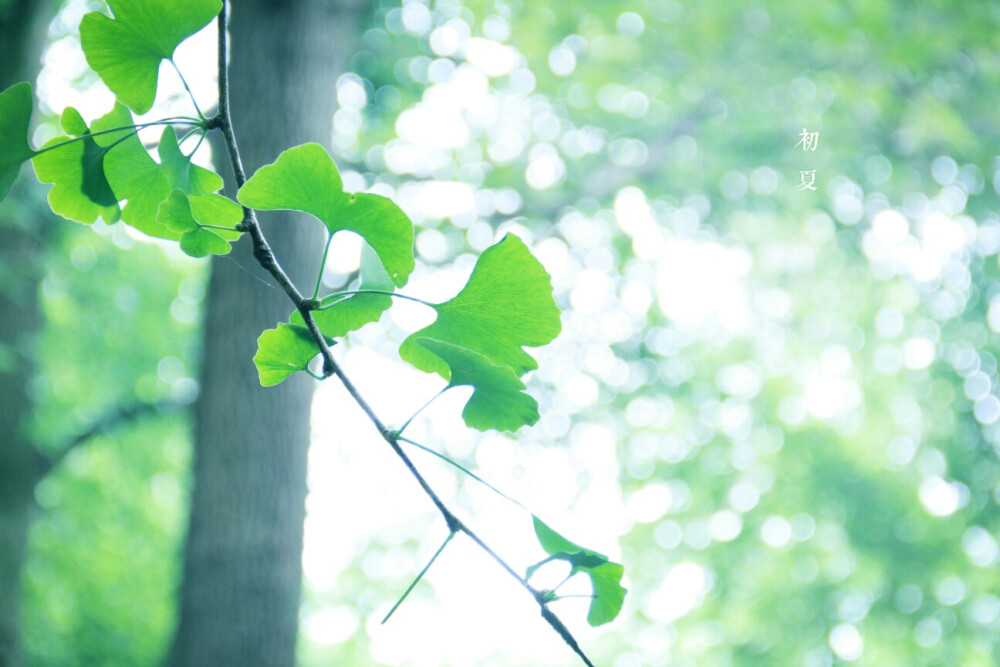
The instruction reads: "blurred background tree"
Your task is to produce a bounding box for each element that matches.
[168,0,368,665]
[3,0,999,665]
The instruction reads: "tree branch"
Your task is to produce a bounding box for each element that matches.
[211,3,596,665]
[35,399,184,482]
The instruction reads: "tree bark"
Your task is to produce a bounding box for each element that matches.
[0,2,62,665]
[168,1,367,665]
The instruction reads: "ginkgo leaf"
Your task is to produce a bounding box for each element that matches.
[80,0,221,114]
[529,516,627,627]
[400,234,561,379]
[104,125,220,239]
[253,323,334,387]
[290,242,394,338]
[157,189,241,257]
[0,82,36,201]
[583,562,627,626]
[238,143,414,287]
[157,126,222,194]
[31,105,130,224]
[415,338,539,432]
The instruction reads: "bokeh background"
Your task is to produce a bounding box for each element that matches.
[5,0,1000,665]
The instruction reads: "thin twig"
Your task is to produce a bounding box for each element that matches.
[382,530,457,624]
[211,4,595,665]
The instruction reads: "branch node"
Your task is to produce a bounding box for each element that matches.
[253,243,275,269]
[444,514,463,535]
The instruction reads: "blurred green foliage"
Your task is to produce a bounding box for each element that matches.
[14,0,1000,665]
[21,221,198,665]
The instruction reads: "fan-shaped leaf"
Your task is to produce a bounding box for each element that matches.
[80,0,221,114]
[530,516,627,627]
[400,234,560,379]
[156,189,241,257]
[253,323,334,387]
[31,105,131,224]
[416,338,539,432]
[104,125,220,239]
[0,82,36,201]
[238,143,414,287]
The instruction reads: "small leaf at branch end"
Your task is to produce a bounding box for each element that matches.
[0,82,36,201]
[237,143,415,287]
[530,516,627,627]
[291,242,393,338]
[400,234,561,379]
[157,190,240,257]
[415,338,539,432]
[253,323,335,387]
[31,105,128,225]
[79,0,221,114]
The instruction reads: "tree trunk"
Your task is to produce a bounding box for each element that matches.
[168,1,366,665]
[0,2,62,665]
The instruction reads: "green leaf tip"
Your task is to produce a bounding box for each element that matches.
[238,143,415,287]
[80,0,222,114]
[400,233,561,379]
[0,82,36,201]
[415,338,539,432]
[253,323,335,387]
[530,516,627,627]
[31,104,131,225]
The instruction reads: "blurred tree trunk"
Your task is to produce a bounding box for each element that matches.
[168,1,367,665]
[0,2,60,665]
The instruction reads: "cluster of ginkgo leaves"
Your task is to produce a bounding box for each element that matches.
[0,0,625,631]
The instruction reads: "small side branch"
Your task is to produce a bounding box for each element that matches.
[382,530,456,624]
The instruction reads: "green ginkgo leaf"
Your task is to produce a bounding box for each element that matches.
[290,242,394,338]
[156,189,241,257]
[80,0,221,114]
[31,105,132,224]
[529,516,627,627]
[104,125,221,239]
[253,323,334,387]
[400,234,561,379]
[0,82,36,201]
[237,143,414,287]
[415,338,539,432]
[157,125,222,195]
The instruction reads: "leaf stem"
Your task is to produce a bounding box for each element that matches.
[396,387,449,438]
[312,233,333,301]
[30,118,198,158]
[549,594,597,601]
[199,223,240,232]
[181,129,207,156]
[170,58,206,121]
[381,530,456,624]
[398,436,525,508]
[551,570,577,594]
[318,289,435,309]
